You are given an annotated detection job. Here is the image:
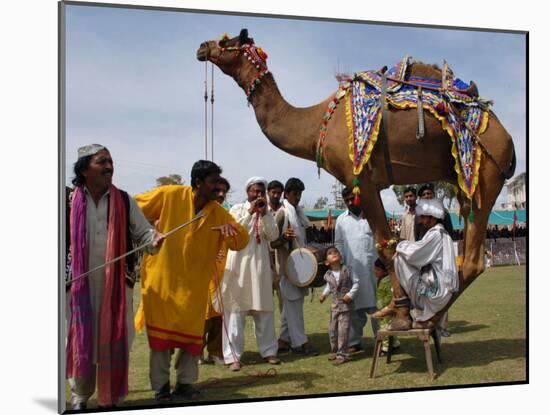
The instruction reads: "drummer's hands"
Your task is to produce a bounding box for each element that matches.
[343,294,352,304]
[319,293,326,303]
[212,223,238,238]
[283,225,296,241]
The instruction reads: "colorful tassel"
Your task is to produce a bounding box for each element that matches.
[435,101,448,116]
[468,209,475,223]
[352,180,361,206]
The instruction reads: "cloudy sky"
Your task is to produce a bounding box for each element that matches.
[63,4,526,212]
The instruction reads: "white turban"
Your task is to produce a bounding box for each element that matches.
[245,176,268,191]
[416,198,445,219]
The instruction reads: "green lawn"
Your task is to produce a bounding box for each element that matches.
[66,265,527,409]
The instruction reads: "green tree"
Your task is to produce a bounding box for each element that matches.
[392,182,457,209]
[314,196,328,209]
[156,174,184,187]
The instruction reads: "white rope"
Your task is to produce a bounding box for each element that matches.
[211,63,215,161]
[66,213,205,285]
[204,61,209,159]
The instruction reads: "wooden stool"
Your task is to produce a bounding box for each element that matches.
[369,328,442,380]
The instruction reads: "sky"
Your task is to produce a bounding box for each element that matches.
[63,4,526,212]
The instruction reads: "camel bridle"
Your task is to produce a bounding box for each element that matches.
[204,41,270,102]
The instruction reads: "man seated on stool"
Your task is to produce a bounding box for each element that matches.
[391,198,459,329]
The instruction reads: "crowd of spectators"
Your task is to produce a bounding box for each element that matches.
[306,218,527,244]
[307,224,334,243]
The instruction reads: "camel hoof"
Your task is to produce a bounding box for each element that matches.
[372,306,396,320]
[388,317,412,331]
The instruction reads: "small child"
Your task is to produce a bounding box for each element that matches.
[374,258,400,353]
[319,246,359,365]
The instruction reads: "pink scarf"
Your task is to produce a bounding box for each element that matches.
[66,185,129,406]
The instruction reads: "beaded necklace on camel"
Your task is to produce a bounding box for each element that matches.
[216,36,270,102]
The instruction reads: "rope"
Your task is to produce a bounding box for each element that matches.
[204,61,209,160]
[66,213,204,285]
[211,63,215,161]
[379,73,395,184]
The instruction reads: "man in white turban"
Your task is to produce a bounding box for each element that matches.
[393,198,459,329]
[221,177,281,371]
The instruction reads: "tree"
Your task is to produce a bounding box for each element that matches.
[314,196,328,209]
[392,182,457,209]
[156,174,184,187]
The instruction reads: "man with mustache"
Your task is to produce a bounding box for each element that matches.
[66,144,165,410]
[135,160,249,403]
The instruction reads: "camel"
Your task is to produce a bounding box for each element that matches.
[196,29,516,330]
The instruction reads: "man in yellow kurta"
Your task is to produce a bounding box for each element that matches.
[135,161,249,402]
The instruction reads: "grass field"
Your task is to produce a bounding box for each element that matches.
[66,265,527,409]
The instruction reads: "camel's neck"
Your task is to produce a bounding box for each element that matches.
[237,71,329,162]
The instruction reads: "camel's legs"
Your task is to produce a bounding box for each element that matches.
[359,179,412,329]
[461,156,505,289]
[429,155,506,325]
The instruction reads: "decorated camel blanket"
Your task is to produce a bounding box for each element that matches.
[318,56,490,199]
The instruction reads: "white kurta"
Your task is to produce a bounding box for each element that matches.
[334,210,377,309]
[222,202,280,313]
[394,223,459,322]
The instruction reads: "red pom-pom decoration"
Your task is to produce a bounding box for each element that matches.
[435,101,448,115]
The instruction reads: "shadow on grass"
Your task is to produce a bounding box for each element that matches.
[270,332,379,363]
[119,370,324,408]
[447,320,490,334]
[389,337,526,377]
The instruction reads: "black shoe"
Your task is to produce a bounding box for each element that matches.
[154,382,172,402]
[292,342,319,356]
[172,383,200,400]
[277,339,291,354]
[72,402,87,410]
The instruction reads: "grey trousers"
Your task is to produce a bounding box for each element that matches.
[348,306,379,348]
[329,310,351,358]
[279,297,308,348]
[149,349,199,392]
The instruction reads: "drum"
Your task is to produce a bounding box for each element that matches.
[285,246,328,288]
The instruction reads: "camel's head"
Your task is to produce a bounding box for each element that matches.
[196,29,269,81]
